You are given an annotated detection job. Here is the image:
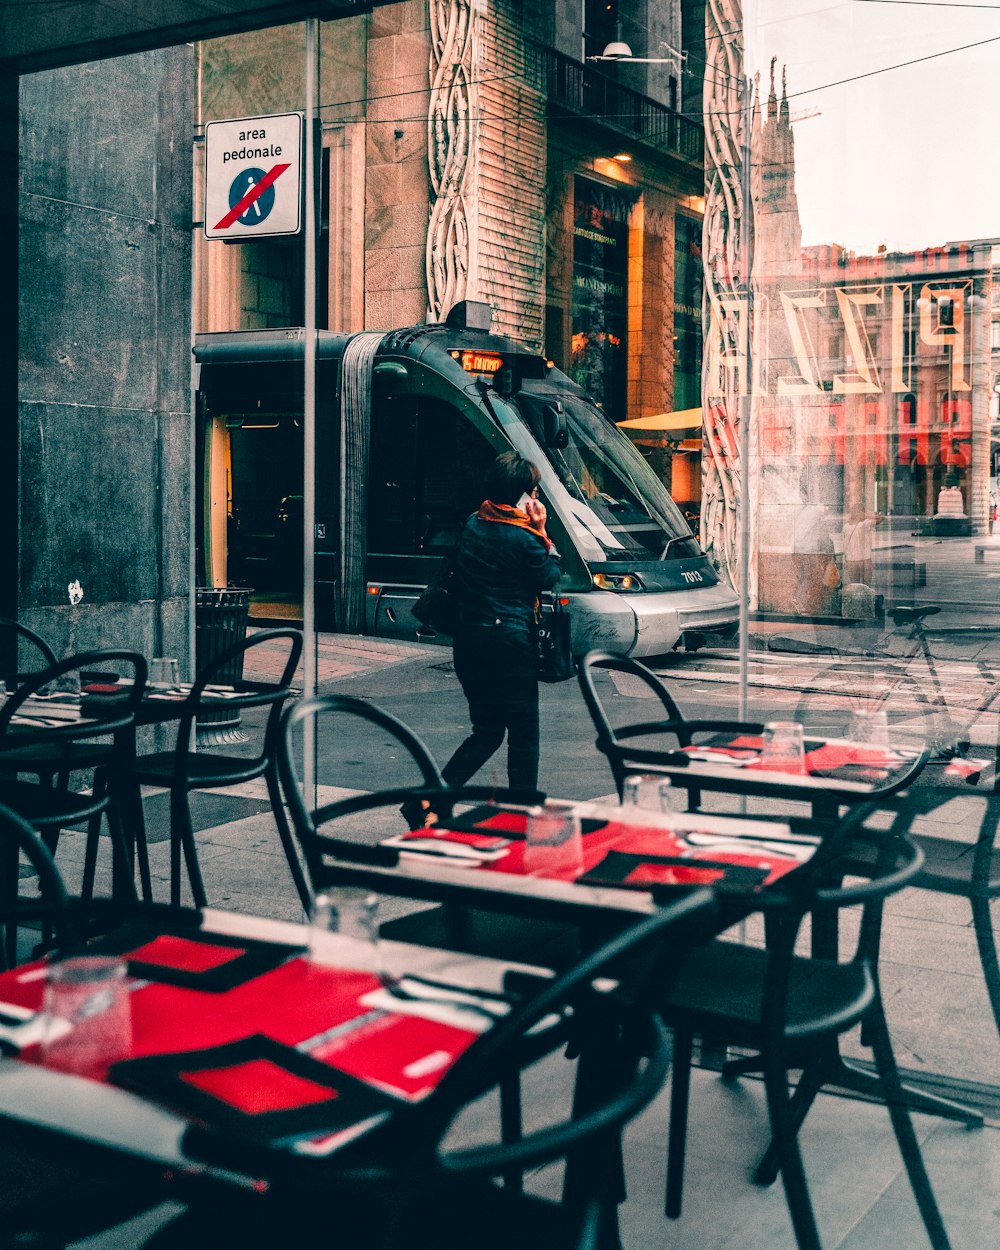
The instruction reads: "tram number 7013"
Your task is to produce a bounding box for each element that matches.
[681,570,704,584]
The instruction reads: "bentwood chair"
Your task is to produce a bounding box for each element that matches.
[577,649,765,808]
[129,628,308,912]
[659,804,952,1250]
[0,800,81,968]
[0,650,148,962]
[277,693,578,969]
[843,786,1000,1041]
[140,889,718,1250]
[0,615,58,691]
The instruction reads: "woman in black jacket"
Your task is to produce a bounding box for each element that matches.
[406,453,560,827]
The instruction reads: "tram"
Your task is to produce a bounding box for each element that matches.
[193,302,738,657]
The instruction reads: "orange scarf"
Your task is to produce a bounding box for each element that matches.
[477,499,552,550]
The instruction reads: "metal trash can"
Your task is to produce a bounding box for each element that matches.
[194,586,252,744]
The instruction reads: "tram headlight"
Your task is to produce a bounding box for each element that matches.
[592,572,643,592]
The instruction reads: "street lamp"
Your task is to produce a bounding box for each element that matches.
[587,39,688,69]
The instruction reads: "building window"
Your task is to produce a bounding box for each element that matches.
[571,176,633,421]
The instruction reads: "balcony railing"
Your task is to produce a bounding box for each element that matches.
[523,41,703,165]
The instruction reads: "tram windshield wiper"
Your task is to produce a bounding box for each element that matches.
[659,533,694,561]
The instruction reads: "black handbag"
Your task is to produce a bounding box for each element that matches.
[536,593,574,683]
[412,559,459,635]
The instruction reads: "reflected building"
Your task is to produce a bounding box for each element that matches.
[706,59,992,621]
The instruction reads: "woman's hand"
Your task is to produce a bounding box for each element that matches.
[525,496,547,531]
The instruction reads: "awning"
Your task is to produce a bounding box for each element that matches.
[617,408,703,434]
[2,1,387,74]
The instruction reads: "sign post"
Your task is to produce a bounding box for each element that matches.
[204,112,303,240]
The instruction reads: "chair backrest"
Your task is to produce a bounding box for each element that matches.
[424,888,717,1188]
[576,650,764,797]
[0,616,59,688]
[279,694,543,889]
[0,649,148,745]
[0,800,81,967]
[279,694,444,886]
[166,628,303,769]
[752,802,924,1040]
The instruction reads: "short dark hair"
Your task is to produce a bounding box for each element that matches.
[483,453,540,506]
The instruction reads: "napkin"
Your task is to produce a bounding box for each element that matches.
[0,1001,70,1052]
[381,831,511,862]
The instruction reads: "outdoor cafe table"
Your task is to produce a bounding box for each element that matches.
[310,799,825,937]
[601,741,981,1127]
[3,681,269,902]
[623,732,930,821]
[319,796,983,1129]
[0,908,538,1195]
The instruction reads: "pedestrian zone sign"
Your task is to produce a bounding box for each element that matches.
[205,112,303,240]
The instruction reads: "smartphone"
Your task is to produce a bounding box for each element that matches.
[516,492,533,511]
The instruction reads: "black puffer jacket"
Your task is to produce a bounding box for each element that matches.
[453,511,561,635]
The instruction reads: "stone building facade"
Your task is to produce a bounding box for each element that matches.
[17,47,194,662]
[194,0,701,421]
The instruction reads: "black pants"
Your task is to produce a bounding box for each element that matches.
[442,624,540,791]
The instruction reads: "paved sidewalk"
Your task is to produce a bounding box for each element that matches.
[47,628,1000,1246]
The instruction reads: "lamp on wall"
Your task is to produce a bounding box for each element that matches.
[588,39,688,68]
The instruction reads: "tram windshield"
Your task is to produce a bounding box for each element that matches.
[514,391,697,561]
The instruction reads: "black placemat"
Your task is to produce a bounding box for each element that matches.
[110,1035,398,1143]
[577,850,770,892]
[96,916,304,992]
[442,804,609,837]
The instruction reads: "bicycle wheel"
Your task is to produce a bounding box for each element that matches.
[795,661,935,755]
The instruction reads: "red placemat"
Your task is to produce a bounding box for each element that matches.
[110,1035,399,1142]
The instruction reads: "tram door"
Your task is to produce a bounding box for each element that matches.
[223,413,304,615]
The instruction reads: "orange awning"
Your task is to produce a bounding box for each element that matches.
[617,408,703,434]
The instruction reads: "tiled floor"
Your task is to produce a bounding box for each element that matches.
[70,1058,999,1249]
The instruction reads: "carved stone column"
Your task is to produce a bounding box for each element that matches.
[701,0,756,603]
[426,0,478,321]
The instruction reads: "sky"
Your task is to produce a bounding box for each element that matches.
[744,0,1000,254]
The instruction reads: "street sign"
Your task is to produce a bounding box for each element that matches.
[204,112,303,240]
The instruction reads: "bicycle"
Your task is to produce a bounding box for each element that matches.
[792,605,1000,789]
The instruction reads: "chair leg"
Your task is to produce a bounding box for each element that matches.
[761,1047,823,1250]
[754,1054,827,1186]
[81,810,101,903]
[970,897,1000,1039]
[110,767,152,905]
[265,766,312,913]
[499,1070,523,1192]
[865,1000,953,1250]
[664,1027,693,1219]
[104,801,139,908]
[171,787,207,909]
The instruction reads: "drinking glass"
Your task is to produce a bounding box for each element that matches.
[42,956,132,1075]
[149,657,180,689]
[524,801,583,878]
[848,708,890,747]
[622,773,672,813]
[759,721,807,773]
[308,887,381,977]
[43,669,80,700]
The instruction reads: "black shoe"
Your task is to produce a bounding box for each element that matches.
[400,799,437,830]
